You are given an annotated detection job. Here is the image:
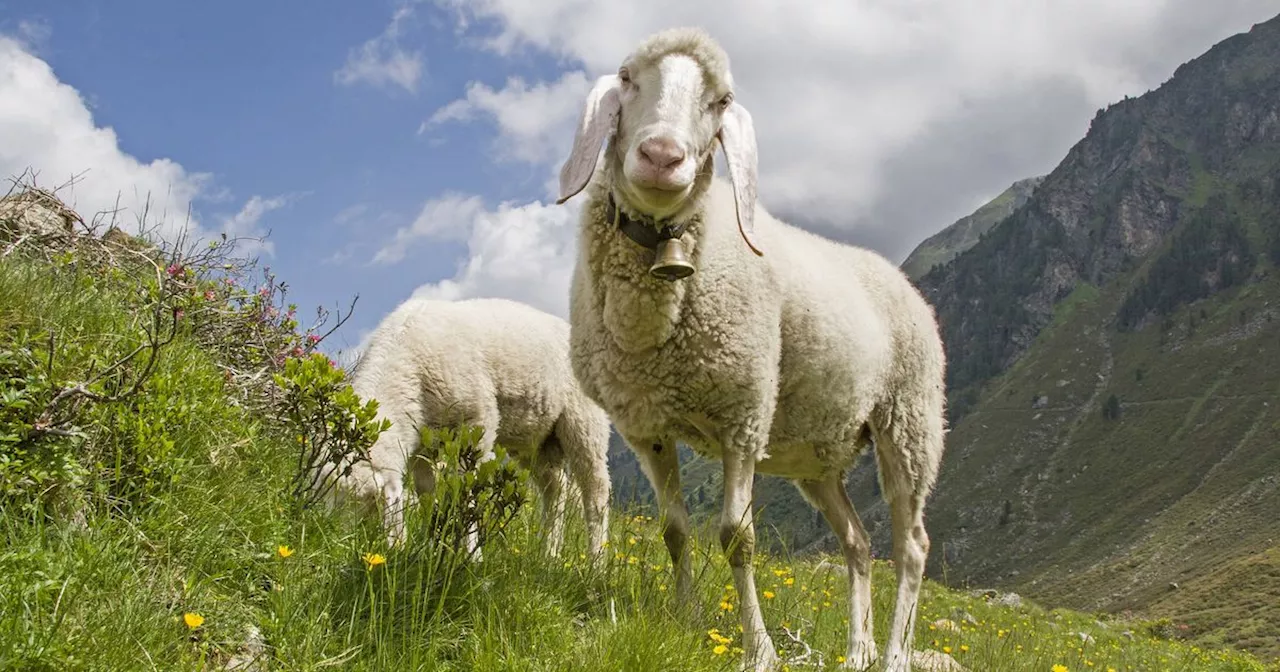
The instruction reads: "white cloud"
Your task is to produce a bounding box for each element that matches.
[219,193,300,257]
[334,5,424,93]
[428,0,1279,261]
[372,192,486,264]
[16,19,51,49]
[0,35,213,243]
[377,193,581,318]
[423,71,591,166]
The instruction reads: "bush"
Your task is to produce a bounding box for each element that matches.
[412,425,530,561]
[272,352,389,508]
[0,328,86,510]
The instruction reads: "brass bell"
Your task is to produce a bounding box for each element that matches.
[649,237,695,281]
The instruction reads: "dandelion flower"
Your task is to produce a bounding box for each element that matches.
[763,590,775,599]
[1052,666,1069,672]
[784,577,795,586]
[362,552,387,570]
[277,545,294,559]
[183,612,204,629]
[712,644,728,655]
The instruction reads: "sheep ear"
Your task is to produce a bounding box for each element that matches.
[557,75,622,205]
[718,100,763,256]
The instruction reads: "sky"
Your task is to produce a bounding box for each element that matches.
[2,0,1277,362]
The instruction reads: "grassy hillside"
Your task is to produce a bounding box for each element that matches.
[900,176,1045,280]
[3,188,1274,671]
[865,14,1280,663]
[891,265,1280,661]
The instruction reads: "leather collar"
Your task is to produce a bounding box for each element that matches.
[606,192,688,250]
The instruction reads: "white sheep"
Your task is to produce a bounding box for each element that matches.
[556,27,948,672]
[320,296,612,563]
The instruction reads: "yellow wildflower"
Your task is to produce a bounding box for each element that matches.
[276,545,294,559]
[183,612,204,629]
[1052,666,1069,672]
[362,552,386,569]
[784,577,795,586]
[712,644,728,655]
[763,590,775,599]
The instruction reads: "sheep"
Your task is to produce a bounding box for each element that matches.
[320,296,612,564]
[555,27,948,672]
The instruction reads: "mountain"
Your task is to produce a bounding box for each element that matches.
[901,176,1045,280]
[846,12,1280,660]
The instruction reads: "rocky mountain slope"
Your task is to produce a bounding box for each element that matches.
[851,12,1280,660]
[610,11,1280,662]
[901,176,1045,280]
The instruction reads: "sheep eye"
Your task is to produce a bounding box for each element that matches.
[717,92,734,110]
[618,68,631,84]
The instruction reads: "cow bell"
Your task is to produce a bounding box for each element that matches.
[649,237,695,281]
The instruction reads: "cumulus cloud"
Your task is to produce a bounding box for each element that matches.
[334,5,424,93]
[428,0,1279,262]
[376,193,581,318]
[220,193,303,257]
[372,192,486,264]
[0,35,212,243]
[423,71,592,166]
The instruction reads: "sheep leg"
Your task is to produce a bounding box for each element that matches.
[530,438,570,559]
[874,431,933,672]
[721,452,779,671]
[630,437,694,603]
[796,475,878,669]
[557,417,611,566]
[364,416,421,549]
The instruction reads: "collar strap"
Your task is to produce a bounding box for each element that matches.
[607,192,688,250]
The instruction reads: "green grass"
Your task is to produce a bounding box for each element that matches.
[1,223,1273,671]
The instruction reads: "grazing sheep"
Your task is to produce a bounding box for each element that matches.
[556,27,948,672]
[323,297,612,563]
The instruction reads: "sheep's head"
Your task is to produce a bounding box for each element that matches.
[556,27,762,257]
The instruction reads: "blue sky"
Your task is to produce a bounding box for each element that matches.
[2,0,1277,360]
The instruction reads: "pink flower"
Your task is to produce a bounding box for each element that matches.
[166,264,183,277]
[204,290,216,301]
[291,346,304,357]
[307,333,321,344]
[175,309,185,320]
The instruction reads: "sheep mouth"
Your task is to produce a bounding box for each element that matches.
[625,182,693,212]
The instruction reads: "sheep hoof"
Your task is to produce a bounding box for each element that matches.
[842,644,877,670]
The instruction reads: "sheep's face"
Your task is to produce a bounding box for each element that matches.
[612,53,730,216]
[557,29,763,257]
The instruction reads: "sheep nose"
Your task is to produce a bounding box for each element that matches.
[638,137,686,169]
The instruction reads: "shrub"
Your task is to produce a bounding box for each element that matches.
[0,328,86,511]
[272,352,389,508]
